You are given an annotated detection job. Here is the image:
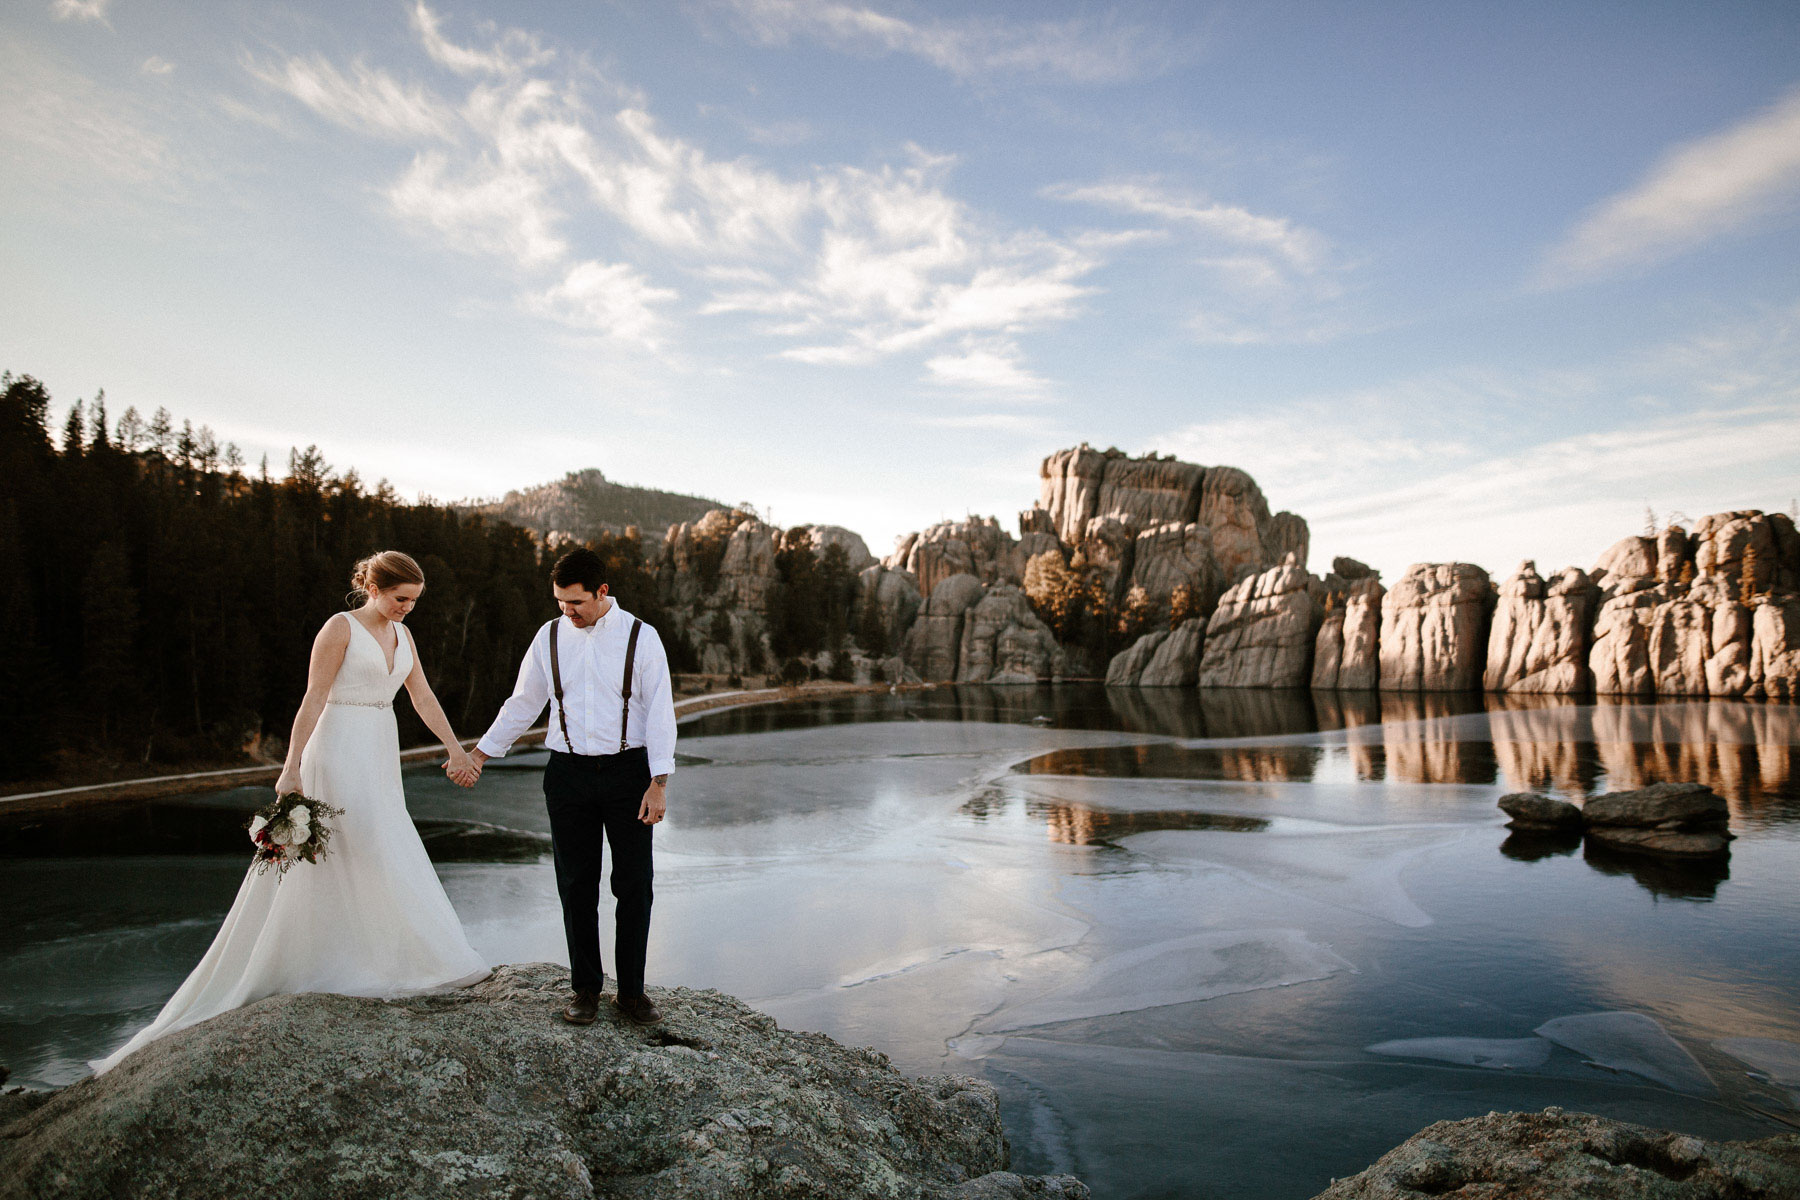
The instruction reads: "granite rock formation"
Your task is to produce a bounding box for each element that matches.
[888,518,1023,596]
[0,962,1086,1200]
[1198,564,1320,688]
[1106,620,1204,687]
[1378,564,1495,692]
[957,586,1064,684]
[1484,562,1599,693]
[903,574,989,683]
[1312,577,1384,690]
[1308,1108,1800,1200]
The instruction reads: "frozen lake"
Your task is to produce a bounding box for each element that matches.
[5,685,1800,1198]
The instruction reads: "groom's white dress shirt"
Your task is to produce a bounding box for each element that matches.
[476,603,677,777]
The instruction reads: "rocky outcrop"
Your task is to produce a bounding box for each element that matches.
[717,518,781,609]
[1583,781,1734,857]
[1590,585,1664,697]
[0,963,1085,1200]
[902,574,988,683]
[1130,522,1226,616]
[1753,593,1800,699]
[1378,564,1494,692]
[956,586,1063,684]
[1198,564,1320,688]
[858,565,924,652]
[1312,578,1383,690]
[889,518,1022,596]
[1498,792,1583,829]
[1106,620,1204,687]
[797,524,875,572]
[1308,1109,1800,1200]
[1484,562,1599,693]
[1590,534,1662,598]
[1694,510,1800,593]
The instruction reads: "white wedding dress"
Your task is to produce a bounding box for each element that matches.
[92,612,490,1074]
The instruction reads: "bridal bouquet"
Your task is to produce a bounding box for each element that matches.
[248,792,344,875]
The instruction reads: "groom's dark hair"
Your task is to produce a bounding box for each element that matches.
[551,547,607,594]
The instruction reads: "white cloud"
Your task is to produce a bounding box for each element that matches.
[528,259,678,348]
[0,41,170,184]
[1542,85,1800,284]
[140,56,174,77]
[717,0,1173,84]
[1051,180,1325,272]
[249,54,455,141]
[49,0,110,25]
[250,5,1117,377]
[924,338,1047,395]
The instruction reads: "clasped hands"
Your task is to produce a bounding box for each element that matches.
[443,747,483,788]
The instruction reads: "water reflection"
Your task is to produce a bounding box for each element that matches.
[1017,742,1322,783]
[961,791,1271,847]
[1580,839,1732,902]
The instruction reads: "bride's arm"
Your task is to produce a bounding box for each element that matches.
[399,628,479,784]
[275,618,352,795]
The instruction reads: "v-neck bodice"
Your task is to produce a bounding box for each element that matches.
[329,612,412,705]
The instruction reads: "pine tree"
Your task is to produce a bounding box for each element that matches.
[1741,540,1761,606]
[62,401,85,455]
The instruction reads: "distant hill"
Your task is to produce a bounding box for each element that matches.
[471,468,722,541]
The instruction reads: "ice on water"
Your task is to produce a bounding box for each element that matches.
[1368,1036,1552,1070]
[1535,1012,1717,1095]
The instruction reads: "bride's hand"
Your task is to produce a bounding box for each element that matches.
[275,767,301,796]
[444,750,480,788]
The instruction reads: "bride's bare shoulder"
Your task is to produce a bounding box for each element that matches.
[314,612,355,647]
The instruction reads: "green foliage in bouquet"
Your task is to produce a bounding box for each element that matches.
[248,791,344,875]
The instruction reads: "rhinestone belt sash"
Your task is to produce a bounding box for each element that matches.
[327,699,392,708]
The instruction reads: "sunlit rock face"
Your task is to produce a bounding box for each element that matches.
[888,517,1022,597]
[1313,578,1384,690]
[902,573,988,683]
[1590,534,1662,600]
[957,585,1063,684]
[1198,564,1321,688]
[1484,562,1599,694]
[1753,593,1800,699]
[794,524,876,573]
[718,518,781,608]
[1378,563,1495,692]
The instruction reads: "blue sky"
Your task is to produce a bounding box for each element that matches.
[3,0,1797,580]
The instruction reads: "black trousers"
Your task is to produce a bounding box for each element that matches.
[543,747,654,996]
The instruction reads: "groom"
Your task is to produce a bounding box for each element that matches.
[466,548,677,1026]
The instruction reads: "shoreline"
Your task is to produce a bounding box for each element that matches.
[0,681,926,817]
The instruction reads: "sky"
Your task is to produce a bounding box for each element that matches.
[3,0,1798,582]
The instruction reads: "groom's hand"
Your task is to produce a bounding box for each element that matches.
[638,778,666,826]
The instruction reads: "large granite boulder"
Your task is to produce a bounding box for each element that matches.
[1038,445,1112,543]
[902,574,988,682]
[957,585,1063,683]
[1694,510,1800,593]
[1198,564,1320,688]
[1590,534,1661,599]
[857,565,924,653]
[1312,578,1383,690]
[1094,455,1207,532]
[1197,466,1274,580]
[1752,593,1800,699]
[1590,585,1664,696]
[1484,561,1599,693]
[1378,563,1494,692]
[797,524,876,573]
[889,518,1022,595]
[718,518,781,608]
[1648,589,1713,696]
[1583,781,1733,856]
[1308,1108,1800,1200]
[0,963,1086,1200]
[1129,521,1225,617]
[1106,620,1203,687]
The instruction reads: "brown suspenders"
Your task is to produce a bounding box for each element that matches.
[547,614,643,756]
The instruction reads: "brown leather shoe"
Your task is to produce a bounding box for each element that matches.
[562,990,601,1025]
[615,992,662,1025]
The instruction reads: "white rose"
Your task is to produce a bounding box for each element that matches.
[291,821,311,844]
[289,804,311,825]
[249,815,268,841]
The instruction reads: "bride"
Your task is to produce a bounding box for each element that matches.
[92,551,491,1074]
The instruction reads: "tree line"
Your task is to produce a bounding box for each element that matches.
[0,373,577,783]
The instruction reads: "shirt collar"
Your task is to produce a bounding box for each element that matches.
[568,598,618,636]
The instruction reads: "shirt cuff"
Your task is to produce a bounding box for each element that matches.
[649,756,675,778]
[475,736,511,759]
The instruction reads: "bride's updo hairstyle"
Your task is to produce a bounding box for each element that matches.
[349,551,425,606]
